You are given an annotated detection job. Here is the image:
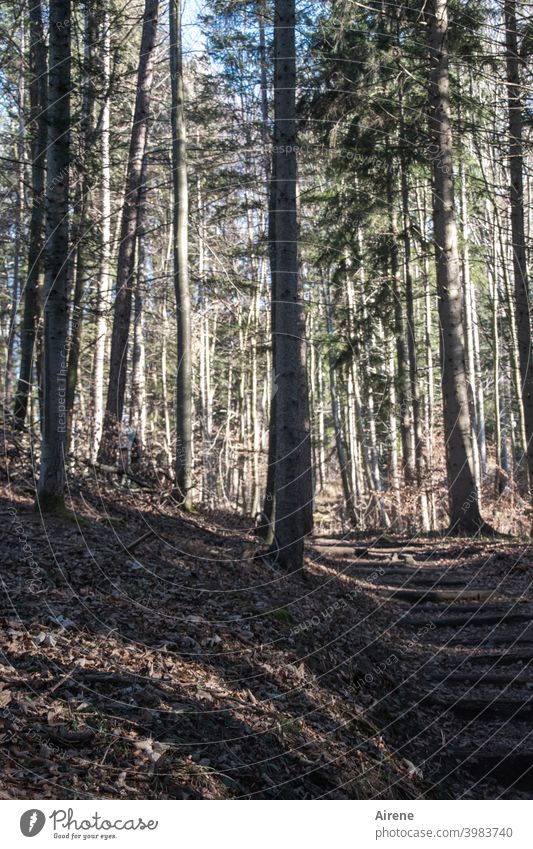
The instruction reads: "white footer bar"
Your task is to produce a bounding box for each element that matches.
[2,799,531,848]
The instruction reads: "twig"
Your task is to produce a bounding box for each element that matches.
[125,529,155,554]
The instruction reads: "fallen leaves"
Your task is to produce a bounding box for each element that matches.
[0,470,441,800]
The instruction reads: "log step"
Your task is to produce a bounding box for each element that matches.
[370,574,468,588]
[399,611,533,629]
[460,651,533,667]
[428,670,533,687]
[449,748,533,787]
[452,634,533,648]
[423,693,533,720]
[311,545,358,560]
[378,588,496,603]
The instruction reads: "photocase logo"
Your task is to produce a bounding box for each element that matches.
[20,809,46,837]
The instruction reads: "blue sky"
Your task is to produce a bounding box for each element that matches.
[181,0,206,56]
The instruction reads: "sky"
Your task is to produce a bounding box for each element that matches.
[181,0,207,56]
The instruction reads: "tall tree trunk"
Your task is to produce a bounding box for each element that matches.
[428,0,483,531]
[259,39,277,540]
[37,0,71,512]
[398,121,429,529]
[161,277,173,471]
[497,196,529,486]
[90,8,111,462]
[504,0,533,500]
[490,207,504,494]
[386,164,415,483]
[130,156,148,448]
[14,0,47,427]
[6,36,25,407]
[259,161,278,540]
[97,0,159,463]
[66,0,96,451]
[270,0,313,567]
[387,329,401,524]
[169,0,193,509]
[459,139,482,490]
[324,281,358,525]
[470,279,487,477]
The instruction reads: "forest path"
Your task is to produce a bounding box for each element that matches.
[308,535,533,798]
[2,450,531,799]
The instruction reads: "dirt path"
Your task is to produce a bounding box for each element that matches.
[2,458,532,799]
[310,535,533,798]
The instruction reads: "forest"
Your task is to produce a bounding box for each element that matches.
[1,0,533,803]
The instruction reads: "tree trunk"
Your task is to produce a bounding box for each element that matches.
[37,0,71,512]
[14,0,47,427]
[428,0,483,531]
[490,206,504,494]
[324,281,358,525]
[169,0,193,509]
[496,196,529,487]
[386,164,415,483]
[259,54,277,540]
[90,8,111,462]
[270,0,313,567]
[6,36,25,407]
[66,0,96,452]
[398,128,429,529]
[459,139,482,489]
[97,0,159,463]
[130,155,148,448]
[504,0,533,501]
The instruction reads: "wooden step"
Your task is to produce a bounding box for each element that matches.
[428,669,533,687]
[377,588,496,604]
[449,747,533,787]
[399,611,533,630]
[453,633,533,648]
[371,574,468,588]
[461,651,533,667]
[311,545,362,560]
[424,693,533,720]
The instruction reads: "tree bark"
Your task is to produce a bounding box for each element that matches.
[97,0,159,463]
[37,0,71,512]
[169,0,193,509]
[386,164,415,483]
[428,0,483,531]
[65,0,97,452]
[90,7,111,462]
[324,281,358,525]
[504,0,533,501]
[270,0,313,567]
[14,0,47,427]
[130,155,148,449]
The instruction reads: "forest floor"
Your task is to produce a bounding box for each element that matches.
[2,438,533,799]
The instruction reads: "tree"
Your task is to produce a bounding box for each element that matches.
[427,0,483,532]
[504,0,533,503]
[270,0,313,567]
[37,0,71,512]
[169,0,193,508]
[90,3,112,462]
[13,0,47,427]
[97,0,159,463]
[65,0,98,450]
